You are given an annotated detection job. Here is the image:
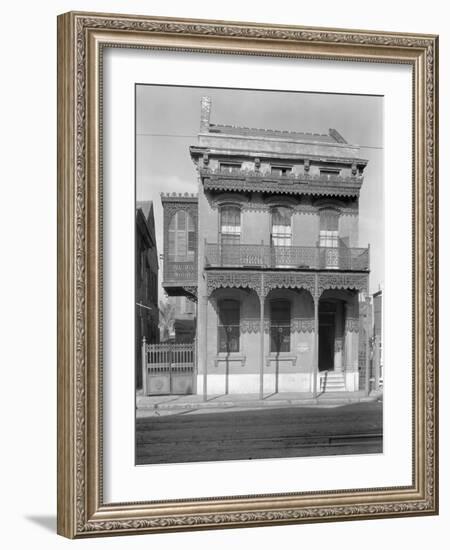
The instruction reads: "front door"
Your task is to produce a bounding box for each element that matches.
[319,307,335,372]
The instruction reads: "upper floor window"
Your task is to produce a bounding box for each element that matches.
[220,206,241,246]
[217,299,240,353]
[271,165,292,177]
[320,167,341,177]
[271,206,292,247]
[220,162,241,174]
[270,300,291,352]
[168,210,195,261]
[319,209,339,248]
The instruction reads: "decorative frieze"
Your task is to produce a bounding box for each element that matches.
[240,320,260,333]
[206,271,261,296]
[206,271,369,301]
[263,272,316,297]
[317,272,368,297]
[291,319,315,333]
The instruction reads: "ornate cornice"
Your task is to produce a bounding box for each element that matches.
[202,172,362,198]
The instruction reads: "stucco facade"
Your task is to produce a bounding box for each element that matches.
[161,97,370,397]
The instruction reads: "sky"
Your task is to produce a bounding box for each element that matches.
[136,85,384,297]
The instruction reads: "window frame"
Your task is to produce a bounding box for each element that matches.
[219,161,242,174]
[168,209,196,261]
[217,298,241,353]
[270,205,293,248]
[219,204,241,247]
[319,208,340,248]
[270,164,292,177]
[269,299,291,353]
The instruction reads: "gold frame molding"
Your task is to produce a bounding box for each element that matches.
[57,11,439,538]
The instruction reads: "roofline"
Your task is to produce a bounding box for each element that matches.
[189,145,369,166]
[197,130,361,151]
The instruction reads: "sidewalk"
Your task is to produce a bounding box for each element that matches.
[136,389,383,417]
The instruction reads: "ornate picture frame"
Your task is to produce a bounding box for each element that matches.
[57,11,438,538]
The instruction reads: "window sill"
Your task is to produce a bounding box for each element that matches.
[266,354,297,367]
[214,354,246,367]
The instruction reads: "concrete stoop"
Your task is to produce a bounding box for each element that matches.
[320,371,346,392]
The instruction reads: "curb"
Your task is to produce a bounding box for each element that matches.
[136,394,381,412]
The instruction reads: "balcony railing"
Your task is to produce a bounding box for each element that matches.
[205,243,369,271]
[163,259,197,283]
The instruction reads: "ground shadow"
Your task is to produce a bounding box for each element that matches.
[25,515,56,533]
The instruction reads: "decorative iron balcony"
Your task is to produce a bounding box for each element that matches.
[163,259,197,283]
[204,243,369,271]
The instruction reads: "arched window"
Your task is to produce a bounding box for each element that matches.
[319,208,339,248]
[270,300,291,352]
[168,210,195,261]
[217,299,240,353]
[220,205,241,246]
[271,206,292,247]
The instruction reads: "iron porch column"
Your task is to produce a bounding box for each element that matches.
[259,274,265,400]
[203,294,208,402]
[312,275,319,399]
[364,295,371,396]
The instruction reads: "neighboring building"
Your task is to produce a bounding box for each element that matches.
[372,289,383,386]
[162,96,370,396]
[170,296,196,343]
[136,201,159,388]
[358,293,372,390]
[160,191,198,346]
[158,296,196,343]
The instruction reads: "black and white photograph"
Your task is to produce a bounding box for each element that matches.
[135,85,384,465]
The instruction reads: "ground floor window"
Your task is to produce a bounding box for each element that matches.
[270,299,291,352]
[217,299,240,353]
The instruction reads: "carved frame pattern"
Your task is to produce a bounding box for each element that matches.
[57,11,438,538]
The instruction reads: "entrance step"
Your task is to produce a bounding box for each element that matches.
[320,372,346,392]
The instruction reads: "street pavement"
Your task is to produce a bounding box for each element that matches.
[136,400,382,465]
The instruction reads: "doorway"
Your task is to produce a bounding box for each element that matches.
[319,302,336,371]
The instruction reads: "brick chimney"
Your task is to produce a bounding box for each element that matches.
[200,96,211,133]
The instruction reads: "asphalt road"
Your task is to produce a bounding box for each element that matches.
[136,401,382,465]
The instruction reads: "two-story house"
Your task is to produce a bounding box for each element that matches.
[161,96,370,398]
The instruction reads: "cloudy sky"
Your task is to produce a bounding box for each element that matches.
[136,85,384,296]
